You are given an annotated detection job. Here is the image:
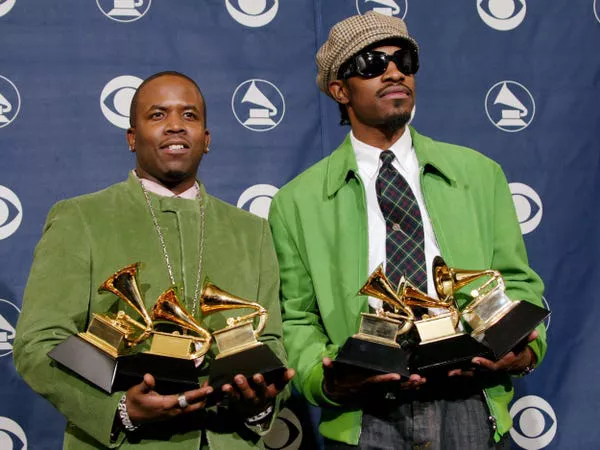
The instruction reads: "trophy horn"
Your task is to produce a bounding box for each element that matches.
[397,276,460,328]
[358,265,415,334]
[151,288,212,358]
[432,256,501,301]
[98,263,153,343]
[200,282,267,338]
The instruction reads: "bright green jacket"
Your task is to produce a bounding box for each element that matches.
[14,173,287,449]
[269,127,546,445]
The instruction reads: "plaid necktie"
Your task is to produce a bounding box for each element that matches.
[376,150,427,293]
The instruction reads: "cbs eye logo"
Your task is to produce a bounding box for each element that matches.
[237,184,279,219]
[510,182,542,235]
[0,75,21,129]
[477,0,526,31]
[0,185,22,240]
[541,296,551,331]
[356,0,407,18]
[510,396,557,449]
[0,0,16,17]
[100,75,143,130]
[0,416,28,449]
[263,407,302,450]
[225,0,278,28]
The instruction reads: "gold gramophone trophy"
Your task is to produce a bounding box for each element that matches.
[396,274,491,374]
[200,282,286,390]
[113,287,214,394]
[48,263,154,393]
[334,265,415,377]
[433,256,549,359]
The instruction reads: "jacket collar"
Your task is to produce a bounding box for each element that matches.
[325,126,456,197]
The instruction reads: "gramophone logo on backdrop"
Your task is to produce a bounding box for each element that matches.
[0,417,27,449]
[356,0,407,18]
[477,0,526,31]
[485,81,535,133]
[100,75,143,129]
[237,184,279,219]
[0,299,20,358]
[510,395,557,449]
[232,79,285,132]
[225,0,278,27]
[0,185,23,240]
[509,182,542,235]
[595,0,600,24]
[96,0,151,23]
[0,0,17,17]
[0,75,21,129]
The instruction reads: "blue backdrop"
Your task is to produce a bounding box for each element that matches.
[1,1,599,449]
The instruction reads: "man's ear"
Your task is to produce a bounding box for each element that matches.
[126,128,135,152]
[328,80,350,105]
[203,129,211,154]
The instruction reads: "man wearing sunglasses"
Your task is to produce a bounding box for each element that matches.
[269,11,546,450]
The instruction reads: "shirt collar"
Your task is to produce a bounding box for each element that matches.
[351,127,414,181]
[132,170,199,199]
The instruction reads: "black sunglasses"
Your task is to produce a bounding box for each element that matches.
[340,49,419,80]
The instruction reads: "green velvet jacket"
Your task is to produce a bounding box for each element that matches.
[269,127,547,445]
[14,173,287,449]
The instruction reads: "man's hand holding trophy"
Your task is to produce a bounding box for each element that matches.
[49,262,293,413]
[328,256,549,400]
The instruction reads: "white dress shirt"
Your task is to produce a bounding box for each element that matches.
[351,130,442,310]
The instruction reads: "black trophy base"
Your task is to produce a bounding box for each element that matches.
[114,353,201,395]
[209,344,286,393]
[410,334,492,375]
[335,337,410,377]
[49,336,202,394]
[480,301,550,360]
[48,335,119,394]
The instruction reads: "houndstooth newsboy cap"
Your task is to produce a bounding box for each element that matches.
[316,11,419,97]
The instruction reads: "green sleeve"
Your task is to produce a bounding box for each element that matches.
[268,196,339,408]
[14,200,124,448]
[491,164,547,366]
[251,219,290,433]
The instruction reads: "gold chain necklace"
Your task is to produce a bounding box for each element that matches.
[137,175,206,317]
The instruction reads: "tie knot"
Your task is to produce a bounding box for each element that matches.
[380,150,395,167]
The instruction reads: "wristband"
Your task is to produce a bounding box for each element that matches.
[245,404,274,425]
[118,393,140,432]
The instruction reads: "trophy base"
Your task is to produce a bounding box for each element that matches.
[209,344,286,392]
[49,336,202,394]
[48,335,120,394]
[410,333,492,375]
[114,353,201,395]
[479,301,550,359]
[335,337,410,377]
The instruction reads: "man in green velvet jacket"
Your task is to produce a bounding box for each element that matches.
[269,12,546,449]
[14,71,293,449]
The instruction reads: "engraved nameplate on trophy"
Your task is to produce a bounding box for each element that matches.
[200,282,286,391]
[334,266,413,377]
[433,256,550,359]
